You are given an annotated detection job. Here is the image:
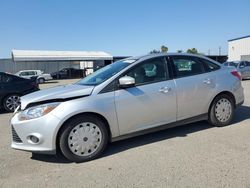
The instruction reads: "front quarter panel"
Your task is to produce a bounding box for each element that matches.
[50,91,119,144]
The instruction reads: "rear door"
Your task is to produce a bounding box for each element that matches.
[170,56,218,120]
[114,57,177,135]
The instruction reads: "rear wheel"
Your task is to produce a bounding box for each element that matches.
[59,115,108,162]
[208,94,234,127]
[38,78,45,84]
[3,94,21,112]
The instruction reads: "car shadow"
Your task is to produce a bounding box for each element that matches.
[31,152,71,164]
[0,110,11,114]
[232,105,250,123]
[30,105,250,164]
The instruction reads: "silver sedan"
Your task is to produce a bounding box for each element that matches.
[11,53,244,162]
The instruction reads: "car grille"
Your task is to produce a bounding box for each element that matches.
[11,125,22,143]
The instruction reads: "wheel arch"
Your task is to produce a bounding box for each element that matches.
[37,76,45,80]
[209,91,236,112]
[55,112,112,152]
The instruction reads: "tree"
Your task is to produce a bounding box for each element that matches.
[177,50,183,53]
[161,45,168,53]
[186,48,198,54]
[150,49,161,54]
[150,45,168,54]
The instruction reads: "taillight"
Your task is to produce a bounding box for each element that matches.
[231,71,241,80]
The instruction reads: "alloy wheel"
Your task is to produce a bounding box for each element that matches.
[5,95,20,111]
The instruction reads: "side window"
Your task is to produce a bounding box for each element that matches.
[246,61,250,67]
[198,58,220,72]
[28,71,35,76]
[172,57,204,77]
[20,72,26,76]
[125,57,168,85]
[32,71,37,75]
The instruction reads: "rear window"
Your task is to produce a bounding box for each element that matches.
[197,58,220,72]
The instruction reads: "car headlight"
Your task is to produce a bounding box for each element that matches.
[18,102,60,121]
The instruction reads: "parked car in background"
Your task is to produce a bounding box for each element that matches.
[51,68,85,79]
[223,61,250,79]
[11,53,244,162]
[0,72,39,112]
[15,70,52,84]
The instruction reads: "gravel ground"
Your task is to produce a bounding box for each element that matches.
[0,79,250,188]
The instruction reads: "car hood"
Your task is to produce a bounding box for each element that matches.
[21,84,94,109]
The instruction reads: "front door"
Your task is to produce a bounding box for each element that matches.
[114,57,177,135]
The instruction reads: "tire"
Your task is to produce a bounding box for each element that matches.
[3,94,21,112]
[59,115,108,162]
[208,94,234,127]
[38,78,45,84]
[56,75,61,79]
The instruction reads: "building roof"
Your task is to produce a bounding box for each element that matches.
[228,35,250,42]
[12,50,113,62]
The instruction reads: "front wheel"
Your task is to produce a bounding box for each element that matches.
[3,94,21,112]
[59,115,108,162]
[208,94,234,127]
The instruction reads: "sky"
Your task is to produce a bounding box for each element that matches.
[0,0,250,58]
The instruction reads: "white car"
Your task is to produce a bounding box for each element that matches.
[15,70,52,84]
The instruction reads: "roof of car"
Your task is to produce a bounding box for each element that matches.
[18,70,41,72]
[127,52,213,62]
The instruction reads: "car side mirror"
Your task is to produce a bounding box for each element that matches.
[119,76,135,88]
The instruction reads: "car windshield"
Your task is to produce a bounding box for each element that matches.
[76,59,136,86]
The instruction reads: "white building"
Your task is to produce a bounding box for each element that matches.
[11,50,113,74]
[228,35,250,61]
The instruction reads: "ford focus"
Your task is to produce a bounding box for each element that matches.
[10,53,244,162]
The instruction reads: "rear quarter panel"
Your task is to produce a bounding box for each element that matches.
[205,67,244,111]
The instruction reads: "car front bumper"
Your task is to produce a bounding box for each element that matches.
[11,112,61,154]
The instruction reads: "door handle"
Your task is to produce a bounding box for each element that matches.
[159,87,171,93]
[203,78,211,85]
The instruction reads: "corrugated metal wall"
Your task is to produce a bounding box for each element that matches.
[228,37,250,61]
[0,59,83,74]
[0,59,15,73]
